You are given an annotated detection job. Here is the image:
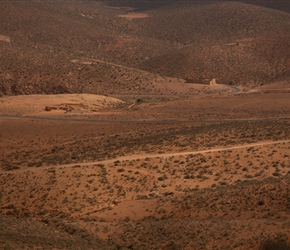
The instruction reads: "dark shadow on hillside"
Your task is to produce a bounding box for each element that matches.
[104,0,290,12]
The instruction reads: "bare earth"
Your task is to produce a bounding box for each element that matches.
[0,84,290,249]
[0,34,10,43]
[0,94,124,116]
[1,1,290,248]
[118,12,150,19]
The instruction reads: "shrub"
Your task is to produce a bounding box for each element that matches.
[260,239,290,250]
[257,199,265,206]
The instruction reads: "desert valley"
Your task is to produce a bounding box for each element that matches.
[0,0,290,249]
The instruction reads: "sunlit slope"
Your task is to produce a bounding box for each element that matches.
[0,1,172,95]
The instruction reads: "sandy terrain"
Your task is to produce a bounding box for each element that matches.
[3,139,287,174]
[0,94,124,116]
[0,86,290,248]
[1,0,290,248]
[0,34,10,43]
[118,12,150,19]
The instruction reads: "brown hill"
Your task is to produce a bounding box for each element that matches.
[1,0,290,95]
[138,1,290,85]
[105,0,290,13]
[1,1,290,248]
[0,1,173,95]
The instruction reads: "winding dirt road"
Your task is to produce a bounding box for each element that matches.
[59,139,290,166]
[2,139,289,174]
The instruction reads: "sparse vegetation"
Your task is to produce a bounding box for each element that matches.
[0,0,290,249]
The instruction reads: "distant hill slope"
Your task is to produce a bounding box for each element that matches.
[0,1,172,95]
[0,0,290,95]
[134,1,290,44]
[105,0,290,13]
[137,1,290,85]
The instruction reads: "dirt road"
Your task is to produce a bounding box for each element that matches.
[66,139,290,166]
[2,139,289,174]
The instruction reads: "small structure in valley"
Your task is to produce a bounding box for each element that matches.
[210,78,217,85]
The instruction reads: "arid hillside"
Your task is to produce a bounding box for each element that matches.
[0,1,174,95]
[138,1,290,85]
[1,89,290,249]
[1,1,290,249]
[1,0,290,95]
[105,0,290,13]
